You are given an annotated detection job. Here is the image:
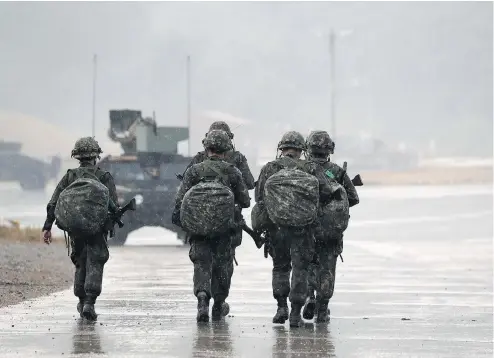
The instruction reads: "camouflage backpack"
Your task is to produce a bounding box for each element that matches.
[319,166,350,236]
[55,167,110,236]
[264,159,319,227]
[180,162,235,236]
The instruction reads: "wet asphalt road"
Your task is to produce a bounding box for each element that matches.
[0,186,492,357]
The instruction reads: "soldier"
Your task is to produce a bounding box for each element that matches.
[184,121,255,301]
[42,137,118,321]
[255,131,334,327]
[185,121,255,190]
[303,130,360,323]
[172,130,251,322]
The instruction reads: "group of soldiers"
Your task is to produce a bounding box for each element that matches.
[40,121,359,327]
[172,121,359,327]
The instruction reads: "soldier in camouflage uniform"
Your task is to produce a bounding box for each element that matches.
[42,137,118,321]
[172,130,251,323]
[184,121,255,301]
[255,131,334,327]
[185,121,255,189]
[303,130,360,323]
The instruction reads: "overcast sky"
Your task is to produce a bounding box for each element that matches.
[0,1,492,156]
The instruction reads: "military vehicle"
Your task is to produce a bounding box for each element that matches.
[0,140,61,190]
[98,109,191,246]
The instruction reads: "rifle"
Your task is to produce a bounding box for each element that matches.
[341,161,364,187]
[108,198,137,236]
[242,223,265,249]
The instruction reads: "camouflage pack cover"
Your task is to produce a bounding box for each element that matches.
[264,168,319,227]
[180,181,235,236]
[55,168,109,236]
[319,180,350,235]
[251,202,270,232]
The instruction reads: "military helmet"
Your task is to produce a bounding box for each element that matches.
[209,121,234,139]
[277,131,306,151]
[71,137,103,159]
[202,130,233,153]
[306,130,335,154]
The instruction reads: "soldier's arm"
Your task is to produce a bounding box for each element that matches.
[100,172,119,206]
[173,166,197,215]
[230,167,251,209]
[236,153,256,190]
[342,172,360,207]
[254,165,269,203]
[42,172,70,231]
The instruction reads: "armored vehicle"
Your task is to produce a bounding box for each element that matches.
[98,109,191,246]
[0,140,60,190]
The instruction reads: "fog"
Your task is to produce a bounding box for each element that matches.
[0,1,492,156]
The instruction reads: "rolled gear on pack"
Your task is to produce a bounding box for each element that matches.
[55,168,110,236]
[319,180,350,236]
[264,165,319,227]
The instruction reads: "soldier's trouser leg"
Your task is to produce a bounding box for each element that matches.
[226,229,241,283]
[71,238,87,300]
[289,229,315,306]
[271,230,291,301]
[189,236,213,299]
[307,253,318,297]
[317,243,338,305]
[83,234,110,302]
[210,235,233,302]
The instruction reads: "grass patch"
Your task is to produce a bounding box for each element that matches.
[0,223,64,243]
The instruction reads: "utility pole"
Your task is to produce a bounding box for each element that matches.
[329,29,336,139]
[92,54,97,138]
[186,55,191,156]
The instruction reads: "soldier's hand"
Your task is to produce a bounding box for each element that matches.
[42,230,52,245]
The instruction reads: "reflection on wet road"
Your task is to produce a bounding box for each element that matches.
[0,186,492,357]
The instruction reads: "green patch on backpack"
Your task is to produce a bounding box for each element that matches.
[325,170,335,179]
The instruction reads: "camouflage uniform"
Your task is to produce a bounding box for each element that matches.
[184,121,255,287]
[173,130,251,322]
[42,137,117,320]
[304,131,360,322]
[255,131,334,326]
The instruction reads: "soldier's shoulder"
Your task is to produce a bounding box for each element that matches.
[261,160,279,171]
[327,161,343,170]
[96,167,114,179]
[221,160,240,173]
[233,150,247,160]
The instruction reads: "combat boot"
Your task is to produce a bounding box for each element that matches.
[76,298,84,318]
[82,297,98,321]
[196,292,210,323]
[289,304,303,328]
[315,303,330,323]
[212,300,230,321]
[303,293,316,320]
[272,298,289,324]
